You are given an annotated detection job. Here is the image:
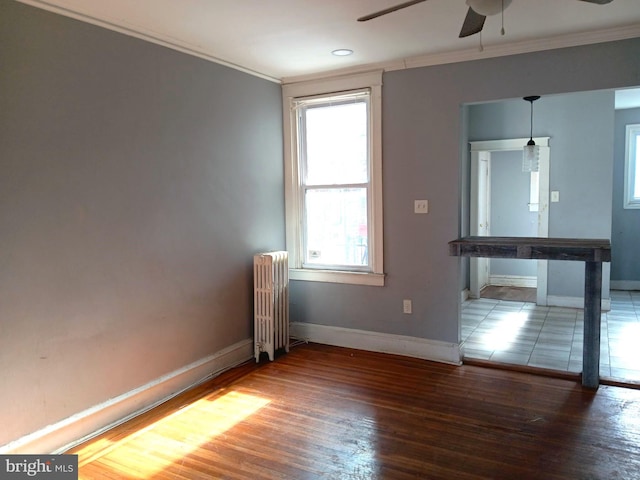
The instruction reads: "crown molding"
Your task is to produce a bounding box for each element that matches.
[17,0,640,86]
[16,0,282,84]
[400,23,640,71]
[283,24,640,84]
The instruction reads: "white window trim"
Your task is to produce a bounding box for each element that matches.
[282,71,384,286]
[529,171,539,212]
[624,124,640,209]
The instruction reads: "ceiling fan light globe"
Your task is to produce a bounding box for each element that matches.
[466,0,512,16]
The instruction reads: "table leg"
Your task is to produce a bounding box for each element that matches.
[582,261,602,389]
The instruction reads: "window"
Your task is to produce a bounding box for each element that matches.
[283,71,384,286]
[624,124,640,209]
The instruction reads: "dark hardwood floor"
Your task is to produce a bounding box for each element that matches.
[68,343,640,479]
[481,285,537,303]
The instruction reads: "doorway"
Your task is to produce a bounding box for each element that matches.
[469,137,550,305]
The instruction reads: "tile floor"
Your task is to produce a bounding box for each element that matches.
[461,290,640,382]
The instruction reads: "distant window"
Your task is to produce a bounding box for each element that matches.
[624,124,640,209]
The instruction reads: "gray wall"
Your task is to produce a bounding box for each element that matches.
[489,150,537,277]
[468,91,615,298]
[0,1,284,446]
[612,107,640,281]
[291,38,639,343]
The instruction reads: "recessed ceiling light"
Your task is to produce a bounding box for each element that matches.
[332,49,353,56]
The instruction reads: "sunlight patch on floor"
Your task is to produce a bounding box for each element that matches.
[613,323,640,359]
[77,390,270,479]
[481,312,528,352]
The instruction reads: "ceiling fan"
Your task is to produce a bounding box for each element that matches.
[358,0,614,38]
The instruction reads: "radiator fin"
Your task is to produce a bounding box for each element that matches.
[253,251,289,362]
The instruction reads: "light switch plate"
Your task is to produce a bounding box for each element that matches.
[414,200,429,214]
[551,191,560,203]
[403,299,412,314]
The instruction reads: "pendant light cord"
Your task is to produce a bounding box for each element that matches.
[529,100,534,141]
[523,96,540,145]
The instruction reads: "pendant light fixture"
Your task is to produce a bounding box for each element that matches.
[522,95,541,172]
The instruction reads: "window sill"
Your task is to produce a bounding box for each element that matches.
[623,201,640,209]
[289,269,385,286]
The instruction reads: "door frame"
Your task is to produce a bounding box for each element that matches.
[469,137,550,305]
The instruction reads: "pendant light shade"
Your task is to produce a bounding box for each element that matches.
[523,96,540,172]
[523,141,540,173]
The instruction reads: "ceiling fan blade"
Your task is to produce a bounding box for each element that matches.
[357,0,428,22]
[459,7,486,38]
[577,0,613,3]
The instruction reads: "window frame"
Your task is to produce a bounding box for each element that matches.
[624,123,640,209]
[282,71,384,286]
[298,90,371,272]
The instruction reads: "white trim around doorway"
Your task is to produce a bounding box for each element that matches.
[469,137,550,305]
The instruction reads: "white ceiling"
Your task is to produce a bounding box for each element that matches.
[20,0,640,84]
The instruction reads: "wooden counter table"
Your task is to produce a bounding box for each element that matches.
[449,236,611,389]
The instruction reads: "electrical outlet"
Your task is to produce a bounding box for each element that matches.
[414,200,429,214]
[403,299,412,314]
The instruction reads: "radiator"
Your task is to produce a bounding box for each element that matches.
[253,251,289,362]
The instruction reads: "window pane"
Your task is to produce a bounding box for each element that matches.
[634,134,640,199]
[305,188,368,267]
[304,101,368,185]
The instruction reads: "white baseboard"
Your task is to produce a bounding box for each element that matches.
[461,289,471,302]
[546,295,611,311]
[290,322,461,366]
[489,275,537,288]
[0,338,253,455]
[611,280,640,291]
